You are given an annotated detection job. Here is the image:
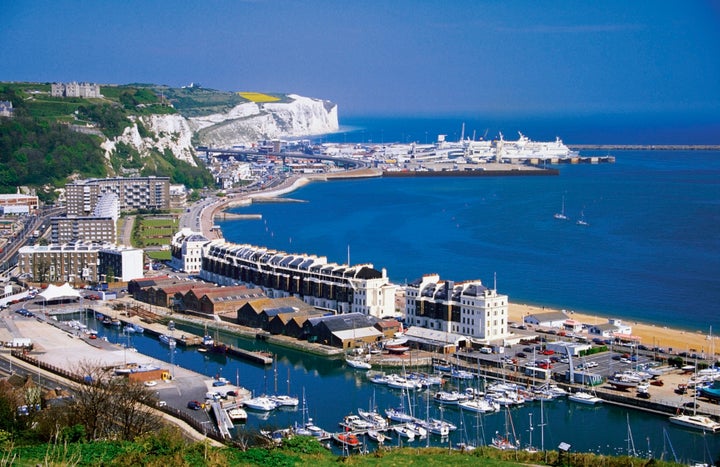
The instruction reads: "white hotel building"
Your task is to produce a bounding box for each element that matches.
[405,274,509,342]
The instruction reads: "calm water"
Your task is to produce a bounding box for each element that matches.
[220,150,720,333]
[69,312,718,464]
[320,114,720,146]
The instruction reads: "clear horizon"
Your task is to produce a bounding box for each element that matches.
[2,0,719,124]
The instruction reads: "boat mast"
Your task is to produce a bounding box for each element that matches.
[539,397,546,462]
[626,413,636,457]
[528,412,534,451]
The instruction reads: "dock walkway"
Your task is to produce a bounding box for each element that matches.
[210,401,234,438]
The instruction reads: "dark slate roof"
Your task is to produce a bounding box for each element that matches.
[355,266,382,280]
[316,313,379,332]
[263,306,297,317]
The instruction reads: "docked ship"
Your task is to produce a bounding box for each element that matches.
[494,132,577,162]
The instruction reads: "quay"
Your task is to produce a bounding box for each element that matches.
[47,306,276,365]
[0,310,251,443]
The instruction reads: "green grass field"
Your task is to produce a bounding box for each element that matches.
[132,217,178,248]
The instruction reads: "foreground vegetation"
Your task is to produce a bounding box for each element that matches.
[3,433,688,467]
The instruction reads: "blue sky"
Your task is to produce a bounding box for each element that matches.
[2,0,719,119]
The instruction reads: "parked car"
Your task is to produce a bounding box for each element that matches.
[187,400,202,410]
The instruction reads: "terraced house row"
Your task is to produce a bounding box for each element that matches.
[199,240,398,319]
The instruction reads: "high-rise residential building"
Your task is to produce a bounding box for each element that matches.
[50,216,117,244]
[65,176,170,215]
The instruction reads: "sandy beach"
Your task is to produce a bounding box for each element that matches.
[508,302,716,358]
[196,169,716,360]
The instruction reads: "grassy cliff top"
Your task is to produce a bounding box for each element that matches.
[0,81,292,119]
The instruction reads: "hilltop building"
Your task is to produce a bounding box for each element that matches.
[50,82,101,98]
[65,177,170,215]
[404,274,509,343]
[0,101,13,117]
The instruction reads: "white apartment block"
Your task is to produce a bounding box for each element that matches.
[405,274,509,341]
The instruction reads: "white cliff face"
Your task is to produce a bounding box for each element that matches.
[102,94,338,164]
[189,94,339,147]
[101,114,197,166]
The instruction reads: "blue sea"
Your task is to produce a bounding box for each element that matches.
[220,116,720,335]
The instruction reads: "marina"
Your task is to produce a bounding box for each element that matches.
[3,305,719,463]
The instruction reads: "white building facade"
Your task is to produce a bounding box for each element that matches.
[405,274,509,341]
[169,228,208,274]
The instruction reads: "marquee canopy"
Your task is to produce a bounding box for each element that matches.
[38,283,81,301]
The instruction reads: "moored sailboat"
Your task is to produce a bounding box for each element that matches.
[554,195,569,220]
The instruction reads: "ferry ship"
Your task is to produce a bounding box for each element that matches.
[494,132,577,162]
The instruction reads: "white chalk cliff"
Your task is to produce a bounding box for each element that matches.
[189,94,339,147]
[103,94,338,166]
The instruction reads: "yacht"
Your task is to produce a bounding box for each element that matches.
[576,210,589,226]
[568,390,603,405]
[242,396,278,411]
[458,397,499,413]
[345,356,372,370]
[669,413,720,432]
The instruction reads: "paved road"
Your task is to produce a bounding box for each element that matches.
[118,215,135,247]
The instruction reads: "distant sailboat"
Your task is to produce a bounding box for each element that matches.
[554,195,568,220]
[576,209,589,226]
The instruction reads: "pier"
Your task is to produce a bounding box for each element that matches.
[210,401,234,438]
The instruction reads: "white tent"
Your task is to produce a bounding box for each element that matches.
[38,283,81,301]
